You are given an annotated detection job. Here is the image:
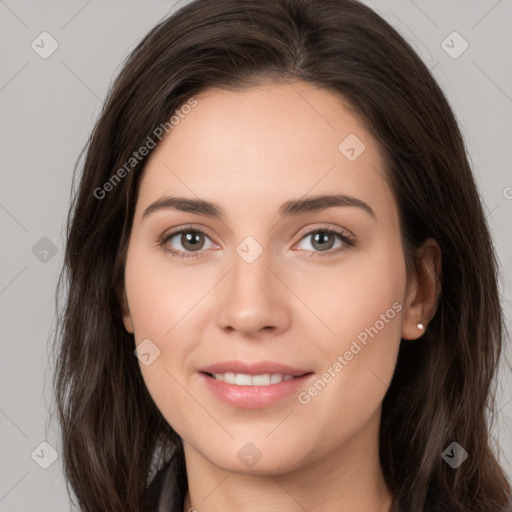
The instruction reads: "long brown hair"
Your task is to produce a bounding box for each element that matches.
[51,0,512,510]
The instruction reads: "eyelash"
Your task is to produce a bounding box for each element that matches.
[158,224,355,260]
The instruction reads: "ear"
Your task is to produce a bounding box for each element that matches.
[116,281,134,334]
[401,238,442,340]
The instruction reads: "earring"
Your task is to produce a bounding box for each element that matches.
[417,322,424,330]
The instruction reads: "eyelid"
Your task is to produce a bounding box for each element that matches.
[157,223,217,246]
[293,223,355,245]
[291,223,355,257]
[159,223,355,258]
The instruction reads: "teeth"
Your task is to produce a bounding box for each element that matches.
[212,372,295,386]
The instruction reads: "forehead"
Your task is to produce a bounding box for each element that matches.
[137,82,394,220]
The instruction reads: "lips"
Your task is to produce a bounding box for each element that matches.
[197,360,315,408]
[197,360,312,377]
[198,369,315,408]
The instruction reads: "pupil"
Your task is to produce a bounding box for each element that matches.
[183,232,202,251]
[313,231,334,251]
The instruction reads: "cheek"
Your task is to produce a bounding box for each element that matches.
[295,245,405,434]
[290,232,406,355]
[124,244,197,339]
[329,242,405,372]
[124,252,194,433]
[124,245,207,413]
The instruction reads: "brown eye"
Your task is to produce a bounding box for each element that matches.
[175,231,206,252]
[160,228,215,259]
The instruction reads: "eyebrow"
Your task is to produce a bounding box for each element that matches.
[142,193,376,220]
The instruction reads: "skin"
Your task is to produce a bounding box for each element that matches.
[121,81,441,512]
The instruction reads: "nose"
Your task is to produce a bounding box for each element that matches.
[216,248,291,337]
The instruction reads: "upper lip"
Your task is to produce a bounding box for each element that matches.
[198,360,312,377]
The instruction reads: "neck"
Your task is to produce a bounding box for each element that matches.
[181,409,393,512]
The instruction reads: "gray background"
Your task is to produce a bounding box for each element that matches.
[0,0,511,510]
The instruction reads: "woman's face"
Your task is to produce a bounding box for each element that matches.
[122,81,415,474]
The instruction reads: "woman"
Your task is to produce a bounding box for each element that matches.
[52,0,512,511]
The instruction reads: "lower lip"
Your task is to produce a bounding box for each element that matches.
[199,372,314,409]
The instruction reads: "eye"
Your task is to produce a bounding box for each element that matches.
[293,225,355,258]
[159,226,216,259]
[159,224,355,259]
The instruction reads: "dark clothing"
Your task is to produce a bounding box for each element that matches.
[143,454,187,512]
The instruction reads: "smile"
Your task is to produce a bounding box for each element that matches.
[205,372,297,386]
[199,371,315,408]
